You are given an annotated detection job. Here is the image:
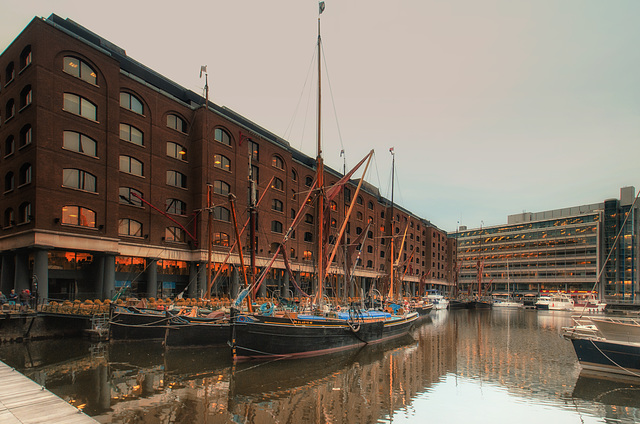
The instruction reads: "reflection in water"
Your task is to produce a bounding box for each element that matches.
[0,310,638,423]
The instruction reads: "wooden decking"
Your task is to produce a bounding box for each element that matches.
[0,360,98,423]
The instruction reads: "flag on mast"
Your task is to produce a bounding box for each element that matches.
[319,1,326,14]
[200,65,207,78]
[389,147,394,154]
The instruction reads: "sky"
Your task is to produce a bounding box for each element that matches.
[2,0,639,233]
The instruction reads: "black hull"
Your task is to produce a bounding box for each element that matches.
[571,338,640,377]
[232,313,418,360]
[414,305,433,316]
[109,308,169,341]
[448,300,469,309]
[164,316,230,347]
[469,301,492,309]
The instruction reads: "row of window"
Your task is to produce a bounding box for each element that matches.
[2,45,31,88]
[3,125,31,157]
[3,85,32,122]
[4,163,32,192]
[3,202,31,228]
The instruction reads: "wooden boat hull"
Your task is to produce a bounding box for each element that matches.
[109,307,169,341]
[231,312,418,360]
[164,316,230,347]
[570,338,640,378]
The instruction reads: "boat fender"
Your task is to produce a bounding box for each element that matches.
[260,302,275,316]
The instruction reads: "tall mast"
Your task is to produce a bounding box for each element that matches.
[388,148,395,300]
[201,67,212,299]
[316,14,325,306]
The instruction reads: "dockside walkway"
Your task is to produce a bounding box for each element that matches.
[0,360,98,423]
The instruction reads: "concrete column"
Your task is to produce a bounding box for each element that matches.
[14,253,29,292]
[146,259,158,299]
[95,256,105,300]
[188,262,198,299]
[198,263,206,298]
[33,249,49,302]
[104,254,116,300]
[1,254,14,293]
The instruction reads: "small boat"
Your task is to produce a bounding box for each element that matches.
[425,290,449,310]
[573,293,607,313]
[535,292,574,311]
[411,299,434,315]
[492,297,524,309]
[570,337,640,378]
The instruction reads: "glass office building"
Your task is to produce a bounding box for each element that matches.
[453,187,638,302]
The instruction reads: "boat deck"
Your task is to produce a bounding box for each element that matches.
[0,360,98,423]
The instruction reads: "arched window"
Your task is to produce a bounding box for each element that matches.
[213,206,231,222]
[4,208,15,228]
[213,232,230,246]
[356,227,363,235]
[292,169,298,181]
[119,187,143,207]
[368,201,374,210]
[304,175,313,187]
[4,136,14,157]
[64,93,97,121]
[271,220,283,233]
[272,155,284,170]
[213,154,231,171]
[165,226,185,242]
[367,260,373,268]
[330,201,337,211]
[63,56,97,85]
[272,177,284,191]
[167,142,187,161]
[63,168,97,192]
[357,211,363,221]
[213,180,230,196]
[63,131,97,157]
[290,248,296,259]
[166,198,187,215]
[272,199,283,212]
[119,123,143,146]
[357,196,363,205]
[331,218,337,228]
[167,171,187,188]
[119,219,142,237]
[304,232,313,242]
[20,46,32,70]
[20,85,32,109]
[5,62,14,84]
[367,231,373,239]
[119,155,143,176]
[303,250,312,260]
[19,125,32,147]
[19,163,31,186]
[6,99,15,120]
[367,245,373,253]
[61,206,96,228]
[214,128,231,145]
[167,114,187,133]
[304,213,314,224]
[120,92,144,114]
[4,172,14,192]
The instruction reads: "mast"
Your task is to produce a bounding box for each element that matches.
[388,147,395,300]
[315,12,325,307]
[201,67,213,299]
[249,151,257,300]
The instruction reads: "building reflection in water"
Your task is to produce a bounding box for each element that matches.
[0,310,638,423]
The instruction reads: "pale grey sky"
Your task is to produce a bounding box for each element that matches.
[2,0,639,232]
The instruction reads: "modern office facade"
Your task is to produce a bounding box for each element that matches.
[0,15,454,302]
[453,187,639,302]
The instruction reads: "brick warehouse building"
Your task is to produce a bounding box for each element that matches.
[0,14,456,302]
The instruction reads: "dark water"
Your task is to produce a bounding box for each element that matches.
[1,309,639,423]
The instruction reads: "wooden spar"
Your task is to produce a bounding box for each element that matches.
[388,148,395,299]
[206,185,213,299]
[392,222,410,299]
[206,176,274,296]
[324,150,374,276]
[229,193,253,313]
[315,16,325,306]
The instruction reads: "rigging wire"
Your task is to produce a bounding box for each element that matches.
[320,41,346,169]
